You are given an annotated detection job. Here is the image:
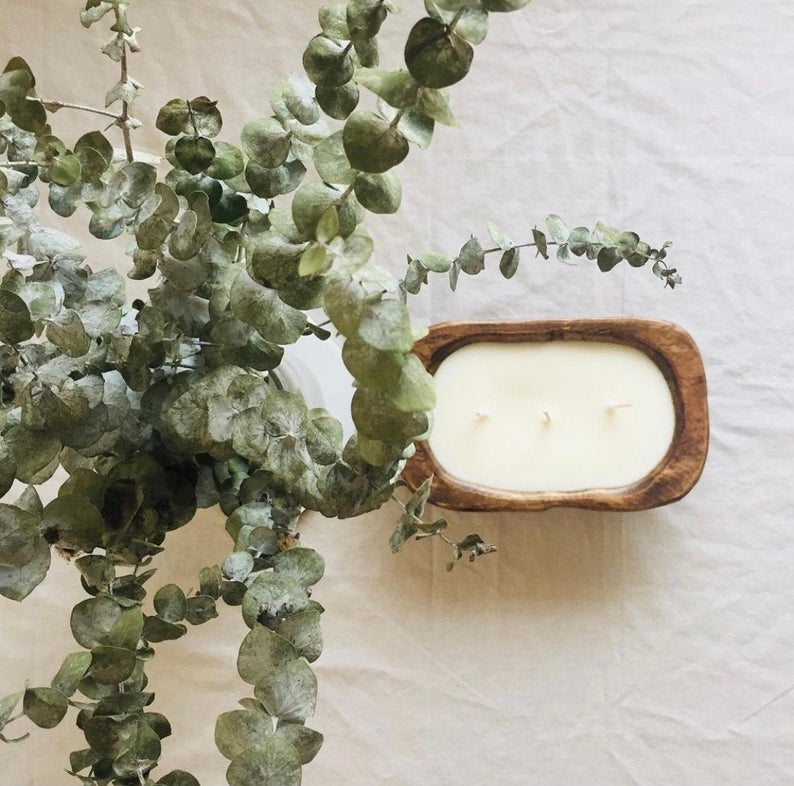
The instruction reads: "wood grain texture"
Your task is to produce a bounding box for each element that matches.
[402,319,709,511]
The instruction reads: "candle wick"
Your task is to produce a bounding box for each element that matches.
[542,410,552,424]
[607,402,634,412]
[475,409,491,420]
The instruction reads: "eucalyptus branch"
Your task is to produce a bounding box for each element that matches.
[402,216,681,296]
[26,95,120,120]
[390,482,498,571]
[115,10,134,163]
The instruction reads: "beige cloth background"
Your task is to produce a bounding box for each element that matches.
[2,0,793,784]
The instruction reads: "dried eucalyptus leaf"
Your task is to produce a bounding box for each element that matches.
[237,623,299,685]
[276,723,324,765]
[315,83,359,120]
[23,687,68,729]
[0,538,50,601]
[241,118,291,168]
[245,159,306,199]
[405,17,473,88]
[303,35,355,87]
[142,615,187,643]
[230,271,307,345]
[341,336,404,388]
[226,737,301,786]
[215,709,274,760]
[70,595,124,649]
[499,246,520,278]
[358,298,413,352]
[277,609,323,663]
[391,354,436,412]
[352,388,414,440]
[184,595,218,625]
[0,289,34,344]
[51,652,93,697]
[46,309,91,358]
[241,573,309,629]
[153,584,187,623]
[292,181,356,239]
[269,548,325,587]
[353,171,401,214]
[0,503,40,568]
[156,99,190,136]
[254,657,317,723]
[174,135,215,175]
[89,645,137,685]
[342,110,409,174]
[283,74,321,125]
[41,495,104,554]
[222,551,255,583]
[313,131,355,185]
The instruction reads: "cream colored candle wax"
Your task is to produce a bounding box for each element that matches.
[428,341,676,492]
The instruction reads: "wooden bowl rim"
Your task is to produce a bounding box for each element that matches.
[402,318,709,512]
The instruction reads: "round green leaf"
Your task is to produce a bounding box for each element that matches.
[358,298,413,352]
[174,136,216,175]
[276,609,323,663]
[292,181,357,239]
[156,99,190,135]
[269,548,325,587]
[254,657,317,723]
[226,737,301,786]
[342,336,405,388]
[313,131,355,185]
[276,723,324,764]
[41,495,104,554]
[352,388,415,440]
[206,141,245,180]
[215,709,274,760]
[0,538,50,602]
[153,584,187,623]
[90,645,137,685]
[238,622,299,685]
[315,83,360,120]
[188,96,223,137]
[23,687,68,729]
[303,35,355,87]
[51,652,92,697]
[0,503,40,568]
[353,171,402,214]
[241,118,291,168]
[70,595,124,649]
[405,17,474,88]
[343,110,409,173]
[241,573,309,629]
[222,551,255,583]
[0,289,34,344]
[245,159,306,199]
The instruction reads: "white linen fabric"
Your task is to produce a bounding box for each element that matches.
[1,1,793,784]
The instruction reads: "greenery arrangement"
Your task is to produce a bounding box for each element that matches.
[0,1,680,784]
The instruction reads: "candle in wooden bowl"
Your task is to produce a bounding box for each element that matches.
[402,319,708,511]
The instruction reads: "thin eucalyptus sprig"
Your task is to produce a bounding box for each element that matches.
[402,215,681,296]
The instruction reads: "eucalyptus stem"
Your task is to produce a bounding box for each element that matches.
[25,95,120,120]
[115,12,134,163]
[388,108,405,130]
[446,7,466,34]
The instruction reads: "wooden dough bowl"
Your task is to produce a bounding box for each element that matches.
[402,319,709,512]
